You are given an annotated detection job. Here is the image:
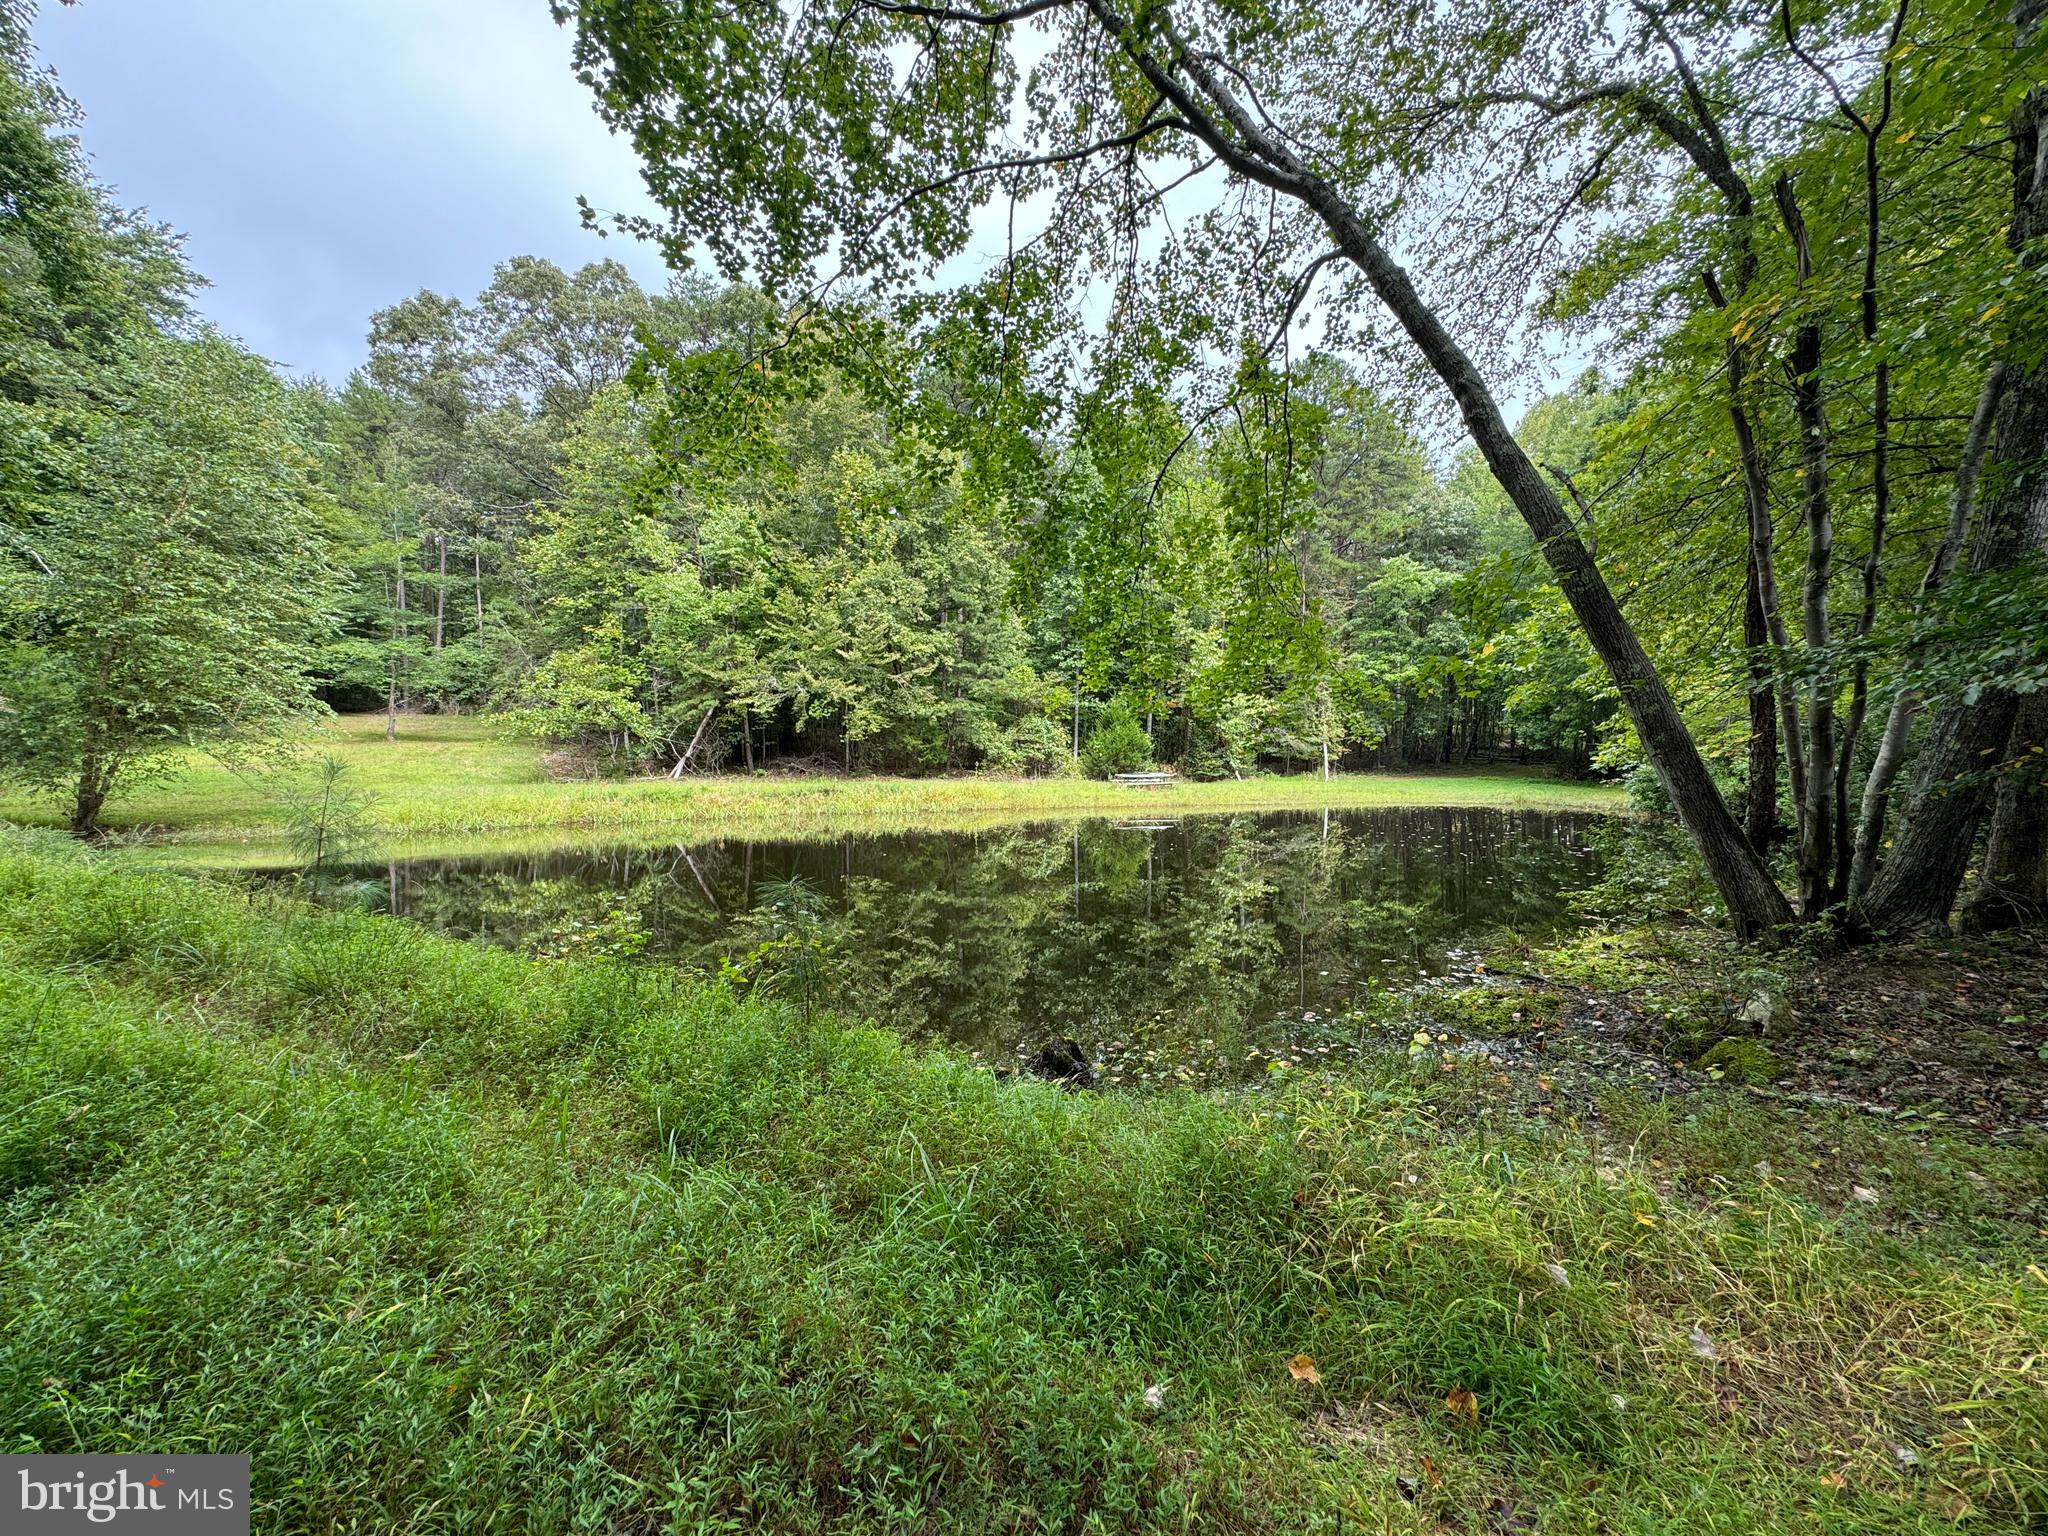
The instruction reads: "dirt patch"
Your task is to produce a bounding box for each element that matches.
[1761,932,2048,1138]
[1456,926,2048,1140]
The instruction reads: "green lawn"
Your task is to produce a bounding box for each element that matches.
[0,712,1628,865]
[0,832,2039,1531]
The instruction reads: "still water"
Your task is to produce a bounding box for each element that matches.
[333,807,1606,1085]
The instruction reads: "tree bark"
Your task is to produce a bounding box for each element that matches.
[1960,693,2048,932]
[1312,213,1792,928]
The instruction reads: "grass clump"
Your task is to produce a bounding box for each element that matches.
[0,829,2041,1532]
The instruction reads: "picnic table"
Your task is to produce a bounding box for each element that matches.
[1111,770,1180,789]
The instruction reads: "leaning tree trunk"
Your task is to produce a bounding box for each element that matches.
[1960,693,2048,932]
[1081,24,1794,935]
[1864,87,2048,934]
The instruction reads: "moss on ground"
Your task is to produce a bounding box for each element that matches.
[1698,1036,1784,1084]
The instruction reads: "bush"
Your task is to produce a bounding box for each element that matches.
[1005,713,1072,776]
[1079,700,1152,778]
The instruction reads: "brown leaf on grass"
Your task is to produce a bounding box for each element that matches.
[1420,1454,1443,1488]
[1288,1353,1320,1384]
[1818,1471,1846,1491]
[1445,1386,1479,1425]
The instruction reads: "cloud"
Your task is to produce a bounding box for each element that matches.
[35,0,671,383]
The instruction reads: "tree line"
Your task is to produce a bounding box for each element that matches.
[0,2,1613,829]
[4,0,2044,943]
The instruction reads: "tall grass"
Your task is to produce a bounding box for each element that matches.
[0,713,1627,866]
[0,831,2040,1531]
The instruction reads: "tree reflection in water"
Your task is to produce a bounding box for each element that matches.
[337,808,1605,1086]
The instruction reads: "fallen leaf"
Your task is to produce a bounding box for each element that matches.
[1543,1261,1570,1290]
[1421,1454,1442,1488]
[1689,1324,1719,1361]
[1288,1353,1320,1385]
[1819,1471,1846,1491]
[1635,1211,1659,1228]
[1850,1186,1880,1205]
[1445,1385,1480,1425]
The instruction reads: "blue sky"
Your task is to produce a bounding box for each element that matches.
[34,0,673,384]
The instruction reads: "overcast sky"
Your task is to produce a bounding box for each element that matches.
[34,0,674,384]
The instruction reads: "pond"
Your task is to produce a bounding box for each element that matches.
[319,806,1609,1087]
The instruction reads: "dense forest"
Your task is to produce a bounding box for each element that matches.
[4,0,2045,940]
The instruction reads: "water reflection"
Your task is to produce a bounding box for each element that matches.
[326,808,1603,1081]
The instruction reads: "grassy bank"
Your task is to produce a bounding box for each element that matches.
[0,832,2041,1531]
[0,713,1627,865]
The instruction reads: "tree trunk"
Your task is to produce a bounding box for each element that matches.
[432,534,447,651]
[393,556,410,710]
[1274,152,1792,932]
[1864,85,2048,934]
[1741,559,1781,853]
[1774,175,1837,917]
[1960,693,2048,932]
[1849,364,2005,903]
[472,543,485,635]
[70,754,111,838]
[668,704,720,777]
[1722,327,1809,831]
[1831,360,1888,903]
[385,573,399,741]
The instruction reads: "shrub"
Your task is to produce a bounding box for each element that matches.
[1005,713,1071,776]
[1079,700,1152,778]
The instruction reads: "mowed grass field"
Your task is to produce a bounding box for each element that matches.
[0,712,1628,864]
